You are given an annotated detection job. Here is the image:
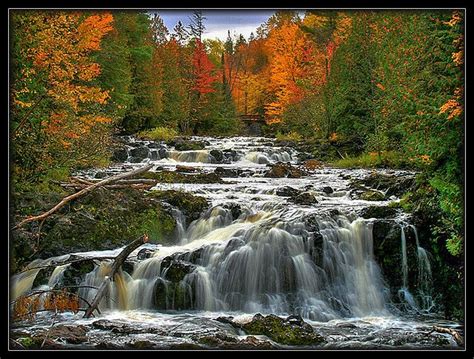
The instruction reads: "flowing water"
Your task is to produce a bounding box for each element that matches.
[10,136,463,349]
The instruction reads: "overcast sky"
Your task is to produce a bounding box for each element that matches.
[155,10,275,41]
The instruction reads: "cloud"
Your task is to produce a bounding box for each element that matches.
[156,10,275,41]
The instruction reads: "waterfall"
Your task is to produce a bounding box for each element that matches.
[169,150,210,163]
[411,225,434,312]
[65,207,391,321]
[397,224,434,312]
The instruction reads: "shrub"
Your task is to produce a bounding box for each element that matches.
[138,126,178,142]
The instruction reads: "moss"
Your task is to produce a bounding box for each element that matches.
[11,188,179,262]
[147,190,208,222]
[140,170,223,184]
[17,336,35,349]
[241,314,325,346]
[360,190,386,201]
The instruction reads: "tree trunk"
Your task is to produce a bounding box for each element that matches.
[83,234,148,318]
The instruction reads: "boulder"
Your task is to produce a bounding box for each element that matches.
[94,171,108,179]
[111,148,128,162]
[291,192,318,206]
[130,146,149,162]
[225,314,326,346]
[158,147,168,159]
[264,162,307,178]
[322,186,334,195]
[210,150,224,163]
[302,159,323,171]
[175,140,206,151]
[214,167,240,177]
[360,205,398,219]
[360,190,386,201]
[148,190,209,223]
[276,186,301,197]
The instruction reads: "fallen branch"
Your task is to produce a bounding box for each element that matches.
[13,164,154,230]
[83,234,148,318]
[430,326,464,346]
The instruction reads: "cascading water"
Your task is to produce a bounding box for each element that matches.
[397,224,434,313]
[11,136,454,350]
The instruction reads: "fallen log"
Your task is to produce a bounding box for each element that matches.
[59,183,155,190]
[83,234,148,318]
[430,326,464,346]
[13,164,154,230]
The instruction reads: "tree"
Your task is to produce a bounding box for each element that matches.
[188,10,206,41]
[11,11,114,182]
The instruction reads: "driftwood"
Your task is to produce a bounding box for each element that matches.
[13,164,154,230]
[83,234,148,318]
[429,326,464,346]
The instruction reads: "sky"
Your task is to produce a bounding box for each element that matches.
[155,10,275,41]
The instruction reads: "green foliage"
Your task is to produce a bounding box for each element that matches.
[138,126,178,142]
[275,131,303,142]
[331,151,411,169]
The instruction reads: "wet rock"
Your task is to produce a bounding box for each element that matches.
[215,316,236,325]
[34,325,88,345]
[223,149,239,161]
[276,186,300,197]
[291,192,318,206]
[111,148,128,162]
[223,202,243,220]
[225,314,325,346]
[360,190,386,201]
[302,159,323,170]
[91,320,149,334]
[162,259,196,283]
[360,205,397,219]
[168,343,204,350]
[264,162,307,178]
[210,150,224,163]
[127,340,156,349]
[147,142,159,149]
[137,248,155,260]
[322,186,334,195]
[94,171,108,179]
[351,173,415,198]
[176,165,198,173]
[61,258,96,289]
[158,147,168,159]
[130,146,149,162]
[214,167,239,177]
[175,140,206,151]
[148,190,209,223]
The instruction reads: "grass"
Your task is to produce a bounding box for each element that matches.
[137,126,178,142]
[331,151,414,169]
[275,131,303,142]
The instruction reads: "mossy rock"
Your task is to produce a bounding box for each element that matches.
[360,190,386,201]
[174,140,206,151]
[360,205,397,219]
[148,190,209,223]
[14,188,178,260]
[240,314,325,346]
[264,162,307,178]
[140,170,223,184]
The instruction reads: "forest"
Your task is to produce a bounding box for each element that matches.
[9,9,465,351]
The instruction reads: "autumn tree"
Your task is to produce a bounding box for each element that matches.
[11,11,114,182]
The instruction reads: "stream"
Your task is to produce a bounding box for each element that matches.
[10,136,463,350]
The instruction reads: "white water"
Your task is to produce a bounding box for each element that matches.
[11,136,452,349]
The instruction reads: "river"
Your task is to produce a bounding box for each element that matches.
[10,136,463,350]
